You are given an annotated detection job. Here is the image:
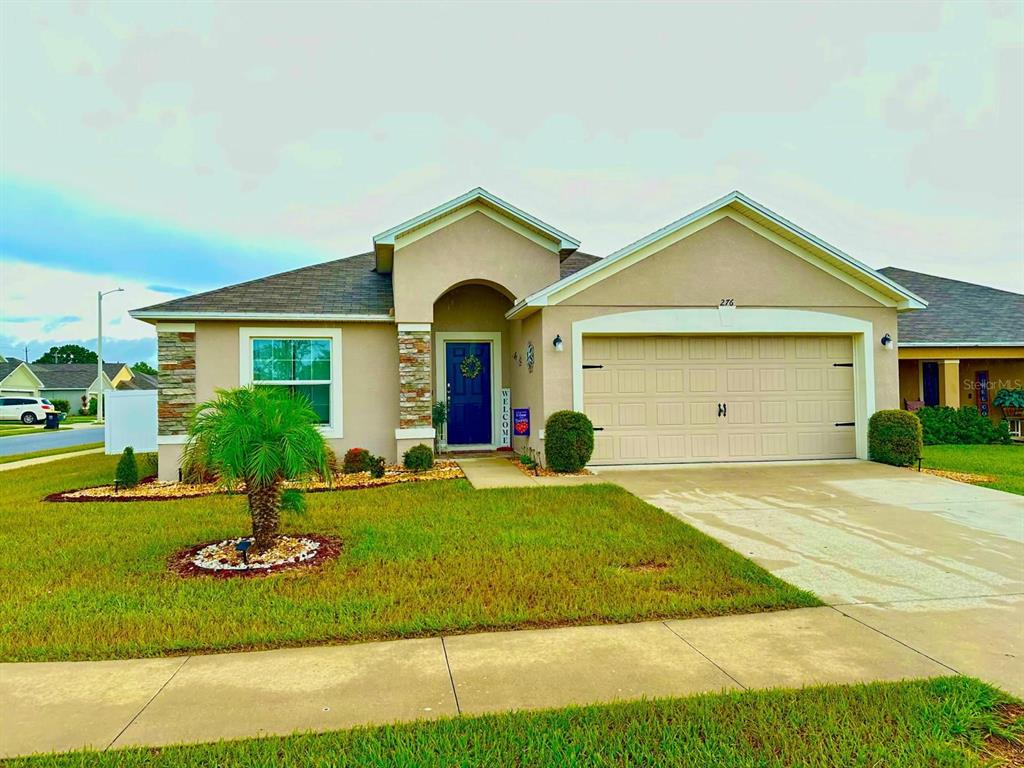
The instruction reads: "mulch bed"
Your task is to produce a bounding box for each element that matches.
[169,534,341,579]
[509,455,592,478]
[45,460,465,502]
[919,468,998,486]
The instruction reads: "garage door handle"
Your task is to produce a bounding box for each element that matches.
[593,427,605,431]
[718,403,727,417]
[834,421,855,427]
[833,363,853,368]
[582,364,604,369]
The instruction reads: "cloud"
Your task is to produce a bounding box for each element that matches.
[0,259,164,349]
[145,284,190,295]
[0,334,156,366]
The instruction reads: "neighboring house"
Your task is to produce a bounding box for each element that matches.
[0,360,45,397]
[131,188,926,482]
[877,267,1023,432]
[0,360,155,408]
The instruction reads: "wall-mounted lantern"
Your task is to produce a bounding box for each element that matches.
[881,333,893,350]
[552,334,564,352]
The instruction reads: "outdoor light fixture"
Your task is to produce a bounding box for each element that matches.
[553,334,564,352]
[881,333,893,350]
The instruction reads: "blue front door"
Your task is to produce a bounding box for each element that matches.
[446,342,492,445]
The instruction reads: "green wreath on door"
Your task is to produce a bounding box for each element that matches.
[460,353,482,380]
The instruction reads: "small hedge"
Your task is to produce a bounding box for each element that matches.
[49,399,70,414]
[868,410,922,467]
[367,454,386,479]
[342,448,372,474]
[115,446,139,489]
[917,405,1011,445]
[403,444,434,472]
[545,411,595,472]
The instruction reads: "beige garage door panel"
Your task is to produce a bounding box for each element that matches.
[583,335,855,464]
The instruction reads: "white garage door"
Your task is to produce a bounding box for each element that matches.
[583,335,856,464]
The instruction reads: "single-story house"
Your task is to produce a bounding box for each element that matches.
[131,188,928,481]
[0,360,156,409]
[878,267,1023,435]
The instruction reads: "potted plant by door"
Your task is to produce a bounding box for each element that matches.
[993,388,1024,418]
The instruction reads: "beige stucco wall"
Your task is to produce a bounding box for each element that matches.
[159,320,400,480]
[392,211,560,323]
[531,217,901,432]
[509,312,545,455]
[564,217,881,309]
[0,366,41,396]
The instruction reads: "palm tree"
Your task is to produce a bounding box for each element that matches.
[182,386,331,552]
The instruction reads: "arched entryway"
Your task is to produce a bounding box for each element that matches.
[433,283,513,450]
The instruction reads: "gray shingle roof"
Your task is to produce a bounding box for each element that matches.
[33,363,126,389]
[879,267,1024,345]
[133,250,602,319]
[117,371,158,390]
[560,251,601,279]
[133,252,394,317]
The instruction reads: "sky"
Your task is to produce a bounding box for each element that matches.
[1,1,1021,364]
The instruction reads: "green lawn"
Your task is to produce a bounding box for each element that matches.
[0,442,104,465]
[922,443,1024,496]
[8,677,1021,767]
[0,453,818,662]
[0,423,40,438]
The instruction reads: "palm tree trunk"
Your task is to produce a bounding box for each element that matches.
[248,482,281,552]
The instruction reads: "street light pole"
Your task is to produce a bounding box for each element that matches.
[97,287,124,423]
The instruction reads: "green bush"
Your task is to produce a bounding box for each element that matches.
[403,444,434,471]
[545,410,595,472]
[343,447,372,474]
[868,410,922,467]
[115,447,139,489]
[917,405,1010,445]
[368,454,386,479]
[49,399,70,414]
[81,396,97,416]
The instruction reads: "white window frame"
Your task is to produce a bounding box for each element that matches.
[239,327,344,439]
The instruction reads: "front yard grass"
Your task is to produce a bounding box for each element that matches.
[8,677,1021,767]
[0,442,104,465]
[0,453,818,662]
[922,443,1024,496]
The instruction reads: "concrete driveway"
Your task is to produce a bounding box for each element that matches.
[595,460,1024,696]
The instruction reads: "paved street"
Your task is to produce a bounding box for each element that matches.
[0,425,104,456]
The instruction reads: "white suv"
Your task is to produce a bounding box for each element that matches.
[0,397,55,424]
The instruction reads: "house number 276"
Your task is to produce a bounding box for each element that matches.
[719,298,735,306]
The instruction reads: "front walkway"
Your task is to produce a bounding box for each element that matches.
[456,455,603,488]
[2,605,953,758]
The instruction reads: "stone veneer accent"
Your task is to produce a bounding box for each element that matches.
[398,329,431,428]
[157,330,196,435]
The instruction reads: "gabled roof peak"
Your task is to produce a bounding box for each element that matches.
[372,187,580,273]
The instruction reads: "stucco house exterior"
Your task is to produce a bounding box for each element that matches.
[131,189,927,481]
[878,267,1023,435]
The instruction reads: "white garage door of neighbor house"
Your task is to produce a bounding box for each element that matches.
[583,335,856,464]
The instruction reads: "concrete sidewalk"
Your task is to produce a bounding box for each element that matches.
[1,605,955,758]
[456,456,603,489]
[0,446,104,472]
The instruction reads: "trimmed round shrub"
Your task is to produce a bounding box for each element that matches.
[342,447,372,474]
[544,410,595,472]
[403,444,434,471]
[115,446,139,489]
[868,410,922,467]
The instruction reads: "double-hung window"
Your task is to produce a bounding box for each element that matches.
[250,337,333,424]
[240,327,343,437]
